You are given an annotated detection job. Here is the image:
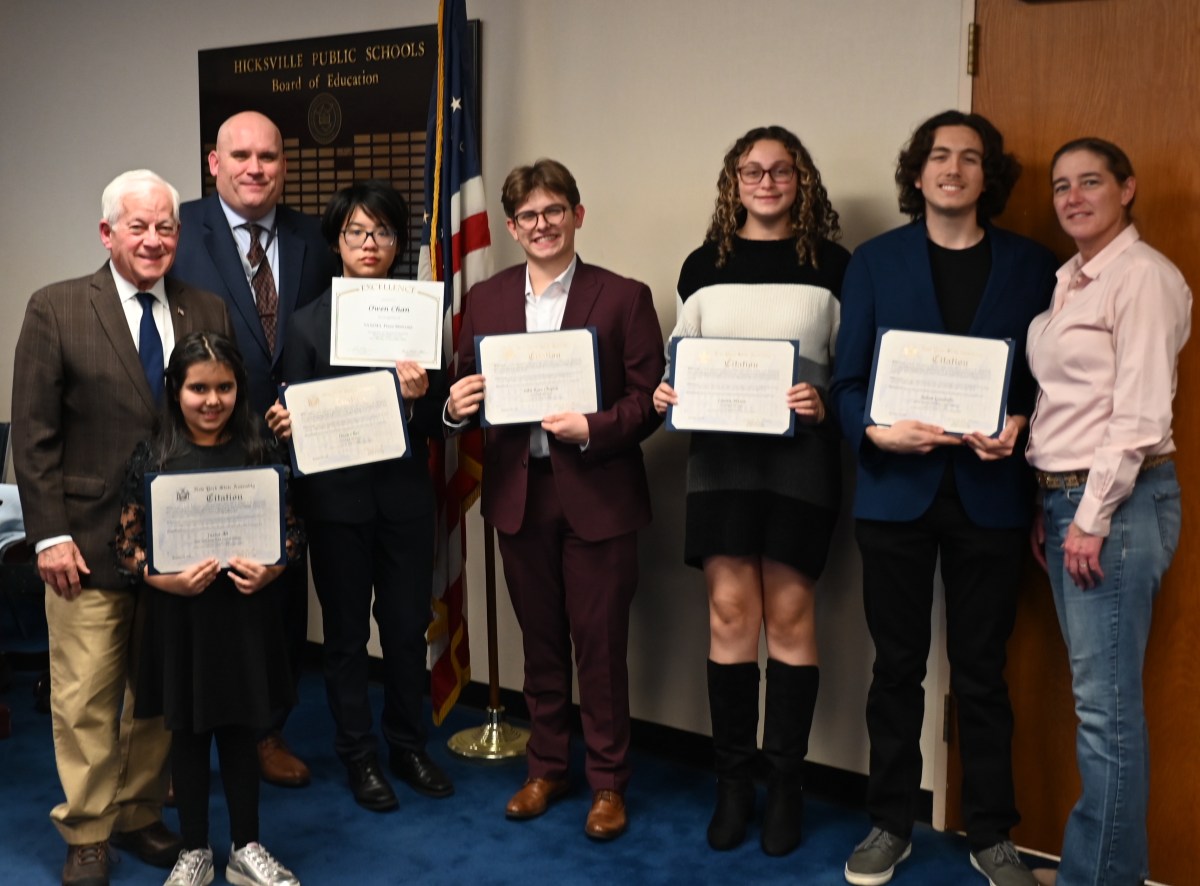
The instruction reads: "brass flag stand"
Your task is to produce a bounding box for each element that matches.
[447,520,529,759]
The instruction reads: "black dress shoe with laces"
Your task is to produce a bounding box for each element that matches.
[109,820,183,868]
[389,748,455,798]
[346,754,399,811]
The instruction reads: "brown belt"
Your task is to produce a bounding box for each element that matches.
[1035,453,1172,490]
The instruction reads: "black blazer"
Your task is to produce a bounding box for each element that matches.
[279,288,446,524]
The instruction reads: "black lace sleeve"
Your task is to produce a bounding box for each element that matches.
[112,440,156,581]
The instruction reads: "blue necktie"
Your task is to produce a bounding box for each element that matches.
[136,292,164,405]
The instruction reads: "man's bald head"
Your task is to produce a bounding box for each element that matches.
[208,110,286,221]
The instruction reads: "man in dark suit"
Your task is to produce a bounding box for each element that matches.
[446,159,663,840]
[830,112,1055,886]
[12,170,234,886]
[171,110,337,786]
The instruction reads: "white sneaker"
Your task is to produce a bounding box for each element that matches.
[164,847,214,886]
[225,842,300,886]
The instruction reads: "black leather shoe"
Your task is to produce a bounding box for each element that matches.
[62,842,109,886]
[347,754,399,811]
[108,820,182,868]
[389,748,454,798]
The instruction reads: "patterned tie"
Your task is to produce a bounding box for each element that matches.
[136,292,164,405]
[247,223,279,353]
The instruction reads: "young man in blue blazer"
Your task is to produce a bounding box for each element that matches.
[831,111,1056,886]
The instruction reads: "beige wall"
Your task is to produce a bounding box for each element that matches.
[0,0,970,793]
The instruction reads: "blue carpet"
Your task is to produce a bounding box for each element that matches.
[0,666,1007,885]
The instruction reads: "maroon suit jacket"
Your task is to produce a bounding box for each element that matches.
[11,264,234,590]
[455,261,664,541]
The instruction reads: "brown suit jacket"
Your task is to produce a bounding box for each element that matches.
[11,264,233,589]
[454,261,664,541]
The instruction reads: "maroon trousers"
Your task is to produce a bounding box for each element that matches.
[497,459,638,793]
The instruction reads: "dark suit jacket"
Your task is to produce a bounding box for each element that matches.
[280,288,445,524]
[171,195,337,417]
[11,265,234,589]
[454,261,664,542]
[830,221,1057,529]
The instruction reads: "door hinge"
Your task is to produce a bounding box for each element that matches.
[967,22,980,77]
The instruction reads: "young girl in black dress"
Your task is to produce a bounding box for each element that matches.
[115,331,303,886]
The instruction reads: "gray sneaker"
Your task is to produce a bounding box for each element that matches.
[970,841,1037,886]
[845,827,912,885]
[164,847,214,886]
[225,842,300,886]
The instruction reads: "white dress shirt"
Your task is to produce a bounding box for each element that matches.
[525,257,577,458]
[218,198,280,299]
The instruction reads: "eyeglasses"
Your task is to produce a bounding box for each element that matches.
[736,164,797,185]
[512,204,568,230]
[341,227,398,248]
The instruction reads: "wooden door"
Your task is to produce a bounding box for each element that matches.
[946,2,1200,882]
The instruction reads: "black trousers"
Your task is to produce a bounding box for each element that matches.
[307,513,433,762]
[264,559,308,736]
[855,490,1024,849]
[173,724,258,850]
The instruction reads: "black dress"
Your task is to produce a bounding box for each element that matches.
[670,238,850,579]
[118,439,298,733]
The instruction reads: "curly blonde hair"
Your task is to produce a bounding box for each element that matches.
[705,125,840,268]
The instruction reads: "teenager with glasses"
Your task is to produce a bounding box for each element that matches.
[652,125,848,857]
[266,181,455,813]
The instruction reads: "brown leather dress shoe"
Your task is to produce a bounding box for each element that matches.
[62,842,109,886]
[585,789,627,840]
[505,777,569,819]
[257,732,311,787]
[109,820,182,868]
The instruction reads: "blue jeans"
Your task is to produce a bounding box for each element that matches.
[1042,462,1181,886]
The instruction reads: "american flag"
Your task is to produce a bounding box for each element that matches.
[418,0,491,725]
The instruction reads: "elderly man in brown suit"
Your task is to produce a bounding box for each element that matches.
[12,169,234,886]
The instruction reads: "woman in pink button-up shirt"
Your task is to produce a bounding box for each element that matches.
[1026,138,1191,886]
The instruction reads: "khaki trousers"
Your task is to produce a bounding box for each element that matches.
[45,585,171,843]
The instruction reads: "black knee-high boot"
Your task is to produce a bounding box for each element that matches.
[706,659,760,850]
[760,659,818,856]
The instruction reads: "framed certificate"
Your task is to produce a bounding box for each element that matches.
[280,369,410,476]
[329,277,444,369]
[666,337,798,436]
[865,328,1014,436]
[475,328,602,426]
[145,466,286,574]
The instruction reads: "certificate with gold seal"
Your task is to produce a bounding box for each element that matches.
[666,337,798,436]
[145,466,286,573]
[280,369,410,476]
[475,328,601,426]
[865,329,1014,436]
[329,277,444,369]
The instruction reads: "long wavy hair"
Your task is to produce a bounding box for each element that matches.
[151,331,272,467]
[895,110,1019,222]
[705,125,840,268]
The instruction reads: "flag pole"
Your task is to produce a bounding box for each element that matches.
[419,0,524,758]
[446,518,528,758]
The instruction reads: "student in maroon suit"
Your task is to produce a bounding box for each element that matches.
[446,159,664,840]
